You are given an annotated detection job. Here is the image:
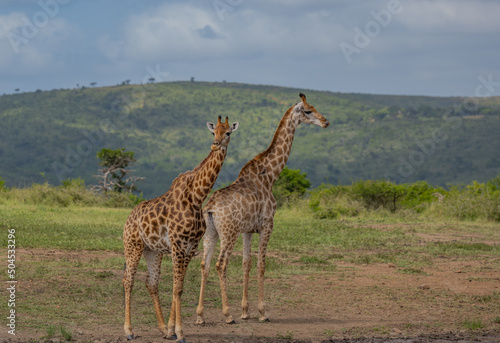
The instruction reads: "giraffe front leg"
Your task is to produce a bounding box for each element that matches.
[257,227,272,322]
[143,250,168,337]
[123,243,144,340]
[167,249,188,343]
[241,233,253,320]
[166,297,177,340]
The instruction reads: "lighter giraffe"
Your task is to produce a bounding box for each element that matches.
[196,93,329,324]
[122,116,238,343]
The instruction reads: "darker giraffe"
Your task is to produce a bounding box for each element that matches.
[122,116,238,343]
[196,93,329,324]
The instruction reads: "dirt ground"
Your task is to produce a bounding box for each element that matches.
[1,248,499,343]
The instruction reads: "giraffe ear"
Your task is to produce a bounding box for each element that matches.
[207,122,216,133]
[230,122,239,132]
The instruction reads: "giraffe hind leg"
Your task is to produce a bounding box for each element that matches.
[257,226,272,322]
[215,222,239,324]
[196,212,219,324]
[241,232,253,320]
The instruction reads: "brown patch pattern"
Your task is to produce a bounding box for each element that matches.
[122,116,237,341]
[196,94,329,325]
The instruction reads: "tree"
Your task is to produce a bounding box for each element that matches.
[273,167,311,207]
[93,148,144,193]
[351,180,406,212]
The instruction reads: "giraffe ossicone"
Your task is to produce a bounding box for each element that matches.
[122,116,238,343]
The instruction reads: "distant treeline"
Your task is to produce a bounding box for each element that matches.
[1,82,500,198]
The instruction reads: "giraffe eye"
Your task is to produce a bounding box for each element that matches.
[226,132,231,136]
[305,110,312,115]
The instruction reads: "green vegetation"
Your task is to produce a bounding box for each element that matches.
[0,181,498,338]
[0,178,142,208]
[95,148,142,193]
[1,82,500,199]
[60,326,73,341]
[461,318,485,330]
[44,325,56,339]
[273,166,311,207]
[276,331,294,340]
[309,176,500,222]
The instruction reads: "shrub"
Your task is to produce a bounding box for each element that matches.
[400,181,445,212]
[273,167,311,207]
[0,179,142,208]
[308,177,500,221]
[309,184,363,219]
[429,179,500,221]
[350,180,407,211]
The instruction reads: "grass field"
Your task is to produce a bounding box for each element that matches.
[1,202,499,342]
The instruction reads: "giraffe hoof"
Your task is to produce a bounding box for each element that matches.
[125,334,135,340]
[176,339,187,343]
[227,319,236,324]
[259,318,270,323]
[165,334,177,340]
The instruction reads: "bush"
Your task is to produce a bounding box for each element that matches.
[273,167,311,207]
[0,178,143,208]
[429,179,500,221]
[350,180,406,211]
[309,184,363,219]
[400,181,446,213]
[308,177,500,221]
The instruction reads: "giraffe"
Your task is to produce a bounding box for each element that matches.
[196,93,329,325]
[122,116,238,343]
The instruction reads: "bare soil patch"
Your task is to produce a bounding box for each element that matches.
[1,248,499,343]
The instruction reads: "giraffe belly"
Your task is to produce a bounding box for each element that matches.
[140,226,172,254]
[238,213,263,234]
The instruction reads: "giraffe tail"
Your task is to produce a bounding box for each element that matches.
[205,211,216,231]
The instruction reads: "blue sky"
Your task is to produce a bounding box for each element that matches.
[1,0,499,97]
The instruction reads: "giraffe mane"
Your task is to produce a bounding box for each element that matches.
[238,105,294,177]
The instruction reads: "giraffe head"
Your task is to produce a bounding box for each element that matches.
[206,116,239,151]
[293,93,330,128]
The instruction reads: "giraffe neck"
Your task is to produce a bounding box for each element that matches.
[189,148,227,204]
[239,106,299,186]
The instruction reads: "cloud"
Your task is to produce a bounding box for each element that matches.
[0,11,75,74]
[117,3,228,62]
[97,1,348,64]
[398,0,500,33]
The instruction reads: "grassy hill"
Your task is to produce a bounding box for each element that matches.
[1,81,500,198]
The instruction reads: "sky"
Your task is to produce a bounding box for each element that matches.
[1,0,499,97]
